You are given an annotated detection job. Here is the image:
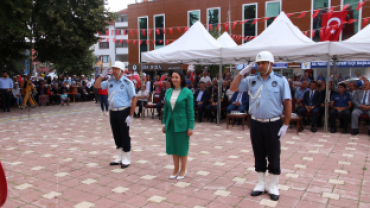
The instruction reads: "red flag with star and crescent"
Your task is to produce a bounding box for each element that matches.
[321,11,348,41]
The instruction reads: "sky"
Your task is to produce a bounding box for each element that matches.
[105,0,136,12]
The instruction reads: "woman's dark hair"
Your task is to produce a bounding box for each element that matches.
[170,71,187,88]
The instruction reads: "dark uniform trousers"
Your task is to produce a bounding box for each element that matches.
[205,104,223,120]
[0,89,11,110]
[330,108,351,129]
[250,118,282,175]
[194,103,206,121]
[297,107,320,126]
[109,107,131,152]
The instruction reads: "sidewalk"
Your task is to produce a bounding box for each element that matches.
[0,102,369,208]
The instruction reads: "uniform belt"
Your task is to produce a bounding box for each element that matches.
[110,107,128,111]
[251,116,280,123]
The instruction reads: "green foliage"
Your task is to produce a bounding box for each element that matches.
[0,0,32,74]
[0,0,114,75]
[50,49,96,76]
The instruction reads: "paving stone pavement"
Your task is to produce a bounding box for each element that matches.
[1,101,370,208]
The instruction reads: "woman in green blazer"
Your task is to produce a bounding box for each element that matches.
[162,71,195,180]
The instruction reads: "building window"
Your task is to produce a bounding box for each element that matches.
[139,16,148,63]
[266,1,281,27]
[243,4,257,43]
[115,41,128,48]
[154,15,165,49]
[115,28,127,35]
[116,14,127,23]
[116,55,128,62]
[207,8,220,33]
[101,56,110,63]
[188,10,200,27]
[312,0,330,42]
[342,0,360,40]
[99,42,109,49]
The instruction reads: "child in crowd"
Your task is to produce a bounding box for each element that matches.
[60,90,70,106]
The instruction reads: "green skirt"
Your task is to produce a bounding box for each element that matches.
[166,118,189,157]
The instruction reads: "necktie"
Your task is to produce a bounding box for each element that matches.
[363,92,367,105]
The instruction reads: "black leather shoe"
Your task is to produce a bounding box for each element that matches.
[7,109,10,112]
[251,190,266,196]
[110,162,121,166]
[269,194,280,201]
[121,164,129,169]
[330,128,337,133]
[351,129,359,135]
[311,125,317,133]
[342,128,348,134]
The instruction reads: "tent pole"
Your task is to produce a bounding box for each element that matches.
[217,59,223,125]
[324,55,331,133]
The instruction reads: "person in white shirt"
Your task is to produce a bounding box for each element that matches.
[134,82,149,118]
[199,70,211,84]
[12,82,23,108]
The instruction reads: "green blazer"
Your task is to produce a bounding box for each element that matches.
[162,88,195,132]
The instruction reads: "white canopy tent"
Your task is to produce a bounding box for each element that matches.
[217,32,237,47]
[221,12,330,63]
[141,21,226,124]
[141,21,223,64]
[330,23,370,61]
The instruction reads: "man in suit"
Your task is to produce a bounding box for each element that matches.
[348,81,357,99]
[156,81,168,117]
[351,81,370,136]
[297,81,321,132]
[226,90,249,125]
[329,83,352,133]
[193,82,210,122]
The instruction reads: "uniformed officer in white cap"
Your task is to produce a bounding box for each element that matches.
[94,61,137,168]
[230,51,292,201]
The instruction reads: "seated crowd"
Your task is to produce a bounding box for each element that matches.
[1,73,97,111]
[134,70,370,136]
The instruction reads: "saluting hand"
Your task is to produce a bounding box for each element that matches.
[239,62,255,76]
[187,129,193,137]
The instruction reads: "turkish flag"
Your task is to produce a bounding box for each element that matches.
[190,72,195,82]
[321,11,348,41]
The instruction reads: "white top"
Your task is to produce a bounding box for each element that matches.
[146,81,151,92]
[199,76,211,84]
[226,89,234,100]
[137,89,149,101]
[12,88,21,98]
[170,88,181,110]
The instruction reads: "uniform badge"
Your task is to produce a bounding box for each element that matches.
[251,81,256,87]
[120,84,124,89]
[272,81,277,87]
[109,84,113,88]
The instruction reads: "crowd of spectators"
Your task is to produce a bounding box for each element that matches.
[0,72,97,112]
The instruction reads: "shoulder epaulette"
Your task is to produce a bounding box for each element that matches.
[274,73,283,77]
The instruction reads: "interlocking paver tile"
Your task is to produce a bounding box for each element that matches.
[1,102,369,208]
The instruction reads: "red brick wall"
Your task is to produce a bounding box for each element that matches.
[128,0,370,64]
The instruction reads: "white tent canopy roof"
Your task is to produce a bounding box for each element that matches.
[330,23,370,61]
[217,32,237,47]
[141,21,223,64]
[221,12,330,63]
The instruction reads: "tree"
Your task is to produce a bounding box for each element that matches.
[0,0,32,75]
[32,0,114,70]
[50,49,96,76]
